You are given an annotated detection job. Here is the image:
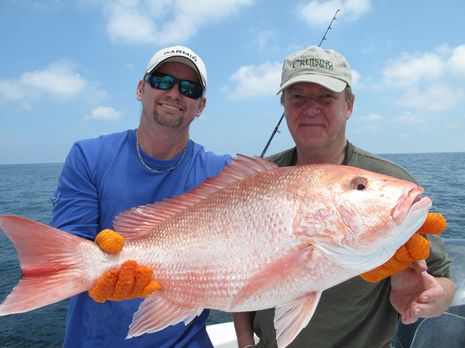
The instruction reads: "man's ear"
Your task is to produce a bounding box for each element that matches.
[195,97,207,117]
[136,80,144,101]
[346,94,355,120]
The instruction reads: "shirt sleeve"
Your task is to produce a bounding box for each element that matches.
[50,142,100,240]
[425,234,452,278]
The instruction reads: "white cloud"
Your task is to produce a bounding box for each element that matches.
[394,111,425,125]
[252,29,275,51]
[343,0,371,19]
[106,9,157,44]
[21,60,87,98]
[449,44,465,76]
[396,85,463,113]
[101,0,254,44]
[351,69,361,88]
[0,80,24,101]
[382,52,444,88]
[380,44,465,113]
[298,0,371,26]
[360,112,383,122]
[0,60,106,104]
[226,61,282,100]
[85,106,122,120]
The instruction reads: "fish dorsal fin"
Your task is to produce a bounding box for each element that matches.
[274,293,322,348]
[113,154,277,239]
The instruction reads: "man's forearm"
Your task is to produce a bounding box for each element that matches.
[233,311,256,347]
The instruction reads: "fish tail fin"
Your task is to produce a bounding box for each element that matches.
[0,214,95,315]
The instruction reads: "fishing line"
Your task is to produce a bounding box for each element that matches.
[259,8,341,158]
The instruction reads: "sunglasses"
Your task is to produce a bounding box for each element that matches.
[146,73,204,99]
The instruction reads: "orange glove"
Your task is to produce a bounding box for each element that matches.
[95,229,125,254]
[360,212,447,283]
[88,229,161,303]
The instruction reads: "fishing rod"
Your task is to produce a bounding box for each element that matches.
[259,8,341,158]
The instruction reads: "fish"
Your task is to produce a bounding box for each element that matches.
[0,154,431,348]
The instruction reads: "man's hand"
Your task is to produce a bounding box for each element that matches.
[360,213,446,283]
[88,229,161,303]
[390,261,453,324]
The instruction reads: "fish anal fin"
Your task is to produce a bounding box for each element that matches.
[127,294,203,338]
[113,154,278,240]
[233,248,312,307]
[275,293,322,348]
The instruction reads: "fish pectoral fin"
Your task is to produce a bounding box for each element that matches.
[274,292,322,348]
[127,293,203,338]
[233,248,313,307]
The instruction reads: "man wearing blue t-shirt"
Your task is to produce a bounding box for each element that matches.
[50,45,230,348]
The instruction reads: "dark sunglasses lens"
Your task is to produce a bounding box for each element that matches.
[149,74,203,99]
[150,75,175,90]
[180,81,203,99]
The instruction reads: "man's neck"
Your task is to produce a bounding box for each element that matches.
[136,125,189,160]
[296,141,347,165]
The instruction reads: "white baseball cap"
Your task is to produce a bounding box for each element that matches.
[145,45,207,90]
[278,45,352,93]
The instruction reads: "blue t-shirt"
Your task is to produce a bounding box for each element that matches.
[50,129,230,348]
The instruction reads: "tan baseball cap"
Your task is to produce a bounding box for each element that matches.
[278,45,352,93]
[145,45,207,90]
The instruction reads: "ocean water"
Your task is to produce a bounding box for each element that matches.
[382,152,465,239]
[0,152,464,347]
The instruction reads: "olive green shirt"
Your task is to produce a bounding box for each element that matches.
[253,142,451,348]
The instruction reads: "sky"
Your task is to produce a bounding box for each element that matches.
[1,0,464,164]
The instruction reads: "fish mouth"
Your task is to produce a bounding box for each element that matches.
[392,186,432,225]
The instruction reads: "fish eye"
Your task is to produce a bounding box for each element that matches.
[351,177,367,191]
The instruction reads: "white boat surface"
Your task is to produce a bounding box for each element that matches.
[207,322,241,348]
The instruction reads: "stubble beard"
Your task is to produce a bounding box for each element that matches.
[153,112,183,128]
[152,100,184,128]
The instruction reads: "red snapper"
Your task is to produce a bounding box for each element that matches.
[0,155,431,347]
